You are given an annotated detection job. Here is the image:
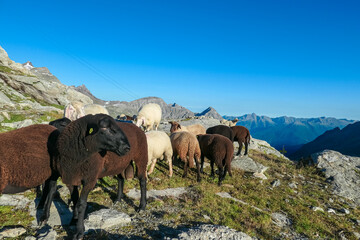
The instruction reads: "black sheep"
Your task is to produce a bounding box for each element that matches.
[41,114,130,240]
[231,126,251,155]
[206,125,234,142]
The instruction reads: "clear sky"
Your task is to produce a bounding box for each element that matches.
[1,1,359,120]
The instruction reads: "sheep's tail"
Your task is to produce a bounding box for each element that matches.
[187,143,195,169]
[246,131,251,145]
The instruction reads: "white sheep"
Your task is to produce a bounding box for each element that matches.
[64,101,109,121]
[146,131,173,177]
[221,118,238,127]
[135,103,162,131]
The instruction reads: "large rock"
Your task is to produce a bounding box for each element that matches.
[127,187,188,200]
[84,208,131,231]
[249,138,289,159]
[311,150,360,206]
[232,155,269,179]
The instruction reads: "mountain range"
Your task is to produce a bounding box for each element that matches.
[224,114,355,156]
[289,121,360,159]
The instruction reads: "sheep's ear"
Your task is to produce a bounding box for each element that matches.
[86,123,99,136]
[177,124,181,130]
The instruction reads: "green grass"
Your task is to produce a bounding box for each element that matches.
[0,206,34,228]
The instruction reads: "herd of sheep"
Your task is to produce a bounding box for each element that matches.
[0,102,250,239]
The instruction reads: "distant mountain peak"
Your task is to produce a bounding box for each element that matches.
[196,106,223,120]
[22,61,34,70]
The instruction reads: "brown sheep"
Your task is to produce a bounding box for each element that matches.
[197,134,234,186]
[169,121,206,135]
[42,114,130,240]
[0,124,58,194]
[231,126,251,156]
[170,131,201,182]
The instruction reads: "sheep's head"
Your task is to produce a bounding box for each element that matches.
[169,121,181,133]
[135,116,146,128]
[83,114,130,156]
[49,117,72,132]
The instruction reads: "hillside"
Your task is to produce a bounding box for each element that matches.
[224,113,355,155]
[290,121,360,160]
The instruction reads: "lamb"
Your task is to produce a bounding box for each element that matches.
[197,134,234,186]
[146,130,173,176]
[231,126,251,156]
[42,114,131,239]
[135,103,162,131]
[206,125,234,142]
[169,121,206,135]
[64,101,109,121]
[170,131,201,182]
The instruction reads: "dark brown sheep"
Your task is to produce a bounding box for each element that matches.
[42,114,130,240]
[0,124,58,194]
[99,122,148,208]
[206,125,234,142]
[231,126,251,156]
[197,134,234,186]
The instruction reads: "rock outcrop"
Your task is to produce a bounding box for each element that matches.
[311,150,360,206]
[0,45,93,116]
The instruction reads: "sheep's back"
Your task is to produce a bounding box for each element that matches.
[146,131,172,158]
[184,124,206,135]
[101,122,148,178]
[0,124,57,191]
[198,134,233,161]
[206,125,234,142]
[138,103,162,123]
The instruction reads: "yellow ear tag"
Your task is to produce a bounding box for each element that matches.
[89,128,94,135]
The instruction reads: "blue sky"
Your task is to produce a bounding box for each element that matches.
[1,1,359,119]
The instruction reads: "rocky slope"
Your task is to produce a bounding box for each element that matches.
[0,45,93,123]
[225,113,355,155]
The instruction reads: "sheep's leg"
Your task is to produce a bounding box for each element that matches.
[137,176,147,211]
[195,157,201,182]
[39,173,59,226]
[237,142,243,156]
[200,155,205,174]
[218,165,225,186]
[37,181,50,209]
[166,154,173,177]
[182,159,188,178]
[69,186,80,226]
[148,158,157,175]
[210,159,215,177]
[114,174,125,203]
[73,183,92,240]
[244,142,248,155]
